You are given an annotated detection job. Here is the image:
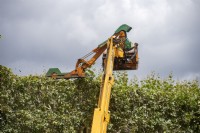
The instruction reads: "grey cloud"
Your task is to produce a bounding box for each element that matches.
[0,0,200,81]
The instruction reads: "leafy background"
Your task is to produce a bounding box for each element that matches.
[0,65,200,133]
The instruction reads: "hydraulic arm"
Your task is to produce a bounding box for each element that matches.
[46,41,107,79]
[64,42,107,79]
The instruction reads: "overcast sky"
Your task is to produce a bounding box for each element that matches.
[0,0,200,81]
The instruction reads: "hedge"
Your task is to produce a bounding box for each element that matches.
[0,65,199,132]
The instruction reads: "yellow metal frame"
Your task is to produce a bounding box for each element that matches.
[91,37,116,133]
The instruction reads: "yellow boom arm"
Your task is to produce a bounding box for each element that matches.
[91,37,115,133]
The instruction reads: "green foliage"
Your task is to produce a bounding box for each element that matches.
[0,65,200,132]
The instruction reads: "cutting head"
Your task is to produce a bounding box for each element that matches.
[115,24,132,34]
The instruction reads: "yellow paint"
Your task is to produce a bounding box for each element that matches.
[114,47,124,58]
[91,37,115,133]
